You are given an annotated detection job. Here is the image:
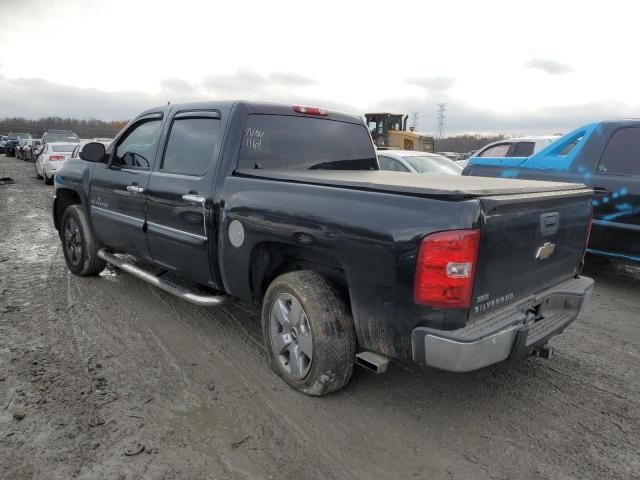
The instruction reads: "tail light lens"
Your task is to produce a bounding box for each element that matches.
[414,229,481,308]
[293,105,329,116]
[49,155,65,161]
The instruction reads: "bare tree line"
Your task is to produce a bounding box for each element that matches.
[0,117,128,139]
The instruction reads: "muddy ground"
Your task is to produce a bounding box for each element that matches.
[0,154,638,480]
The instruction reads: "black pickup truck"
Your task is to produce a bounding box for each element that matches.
[53,101,594,395]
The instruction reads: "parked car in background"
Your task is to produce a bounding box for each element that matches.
[472,136,560,160]
[454,150,478,168]
[464,120,640,263]
[377,150,463,175]
[35,142,77,184]
[22,139,42,161]
[4,133,32,156]
[42,129,80,145]
[15,138,29,160]
[437,151,461,161]
[0,136,8,154]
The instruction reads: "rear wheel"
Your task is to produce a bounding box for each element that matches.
[35,163,42,179]
[261,271,356,396]
[61,205,106,276]
[44,171,53,185]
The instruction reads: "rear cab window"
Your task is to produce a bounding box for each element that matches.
[238,115,377,170]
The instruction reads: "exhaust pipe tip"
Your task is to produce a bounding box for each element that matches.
[356,351,389,374]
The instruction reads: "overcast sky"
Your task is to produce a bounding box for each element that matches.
[0,0,638,135]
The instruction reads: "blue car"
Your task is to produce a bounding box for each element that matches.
[463,121,640,263]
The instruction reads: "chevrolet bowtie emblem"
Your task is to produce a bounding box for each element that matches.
[535,242,556,260]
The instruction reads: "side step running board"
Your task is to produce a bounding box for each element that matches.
[97,249,226,307]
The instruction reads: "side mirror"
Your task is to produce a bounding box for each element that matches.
[80,142,106,163]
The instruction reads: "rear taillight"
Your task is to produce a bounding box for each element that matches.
[293,105,329,116]
[49,155,65,161]
[414,229,480,308]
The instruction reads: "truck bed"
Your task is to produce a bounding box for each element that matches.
[234,169,590,199]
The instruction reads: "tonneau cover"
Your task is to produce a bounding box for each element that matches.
[235,169,590,199]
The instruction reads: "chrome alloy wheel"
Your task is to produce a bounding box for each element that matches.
[269,293,313,380]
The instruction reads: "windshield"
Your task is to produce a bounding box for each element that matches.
[403,155,463,175]
[238,115,377,170]
[51,144,77,152]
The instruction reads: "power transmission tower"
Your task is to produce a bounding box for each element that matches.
[410,112,419,131]
[436,103,447,138]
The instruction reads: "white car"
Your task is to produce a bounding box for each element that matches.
[376,149,463,175]
[35,142,77,185]
[472,136,560,159]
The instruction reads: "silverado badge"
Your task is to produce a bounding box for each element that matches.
[535,242,556,260]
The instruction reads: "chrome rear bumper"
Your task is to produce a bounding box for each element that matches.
[411,276,594,372]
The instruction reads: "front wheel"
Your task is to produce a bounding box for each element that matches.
[61,205,106,276]
[261,271,356,396]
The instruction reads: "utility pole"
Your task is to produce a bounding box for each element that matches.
[410,112,419,132]
[436,103,447,138]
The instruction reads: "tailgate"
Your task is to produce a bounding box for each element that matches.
[471,188,592,318]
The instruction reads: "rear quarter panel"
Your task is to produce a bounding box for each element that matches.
[218,175,481,360]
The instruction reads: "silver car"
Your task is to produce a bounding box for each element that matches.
[376,150,463,175]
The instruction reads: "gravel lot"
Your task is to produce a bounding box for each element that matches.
[1,155,639,480]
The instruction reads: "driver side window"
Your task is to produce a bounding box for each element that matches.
[113,119,162,170]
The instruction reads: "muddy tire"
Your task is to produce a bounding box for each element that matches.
[262,271,356,396]
[61,205,106,276]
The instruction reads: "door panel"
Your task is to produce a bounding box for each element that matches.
[89,165,151,258]
[88,116,164,259]
[589,127,640,257]
[146,113,222,286]
[589,172,640,257]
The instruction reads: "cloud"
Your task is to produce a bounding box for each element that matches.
[202,69,315,97]
[0,72,350,121]
[372,94,630,135]
[0,74,154,120]
[0,72,629,136]
[406,76,455,92]
[525,58,573,75]
[160,78,196,95]
[269,72,315,86]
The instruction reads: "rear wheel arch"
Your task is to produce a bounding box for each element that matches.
[248,242,352,308]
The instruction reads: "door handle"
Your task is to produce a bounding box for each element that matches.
[126,185,144,193]
[182,194,206,205]
[593,186,609,197]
